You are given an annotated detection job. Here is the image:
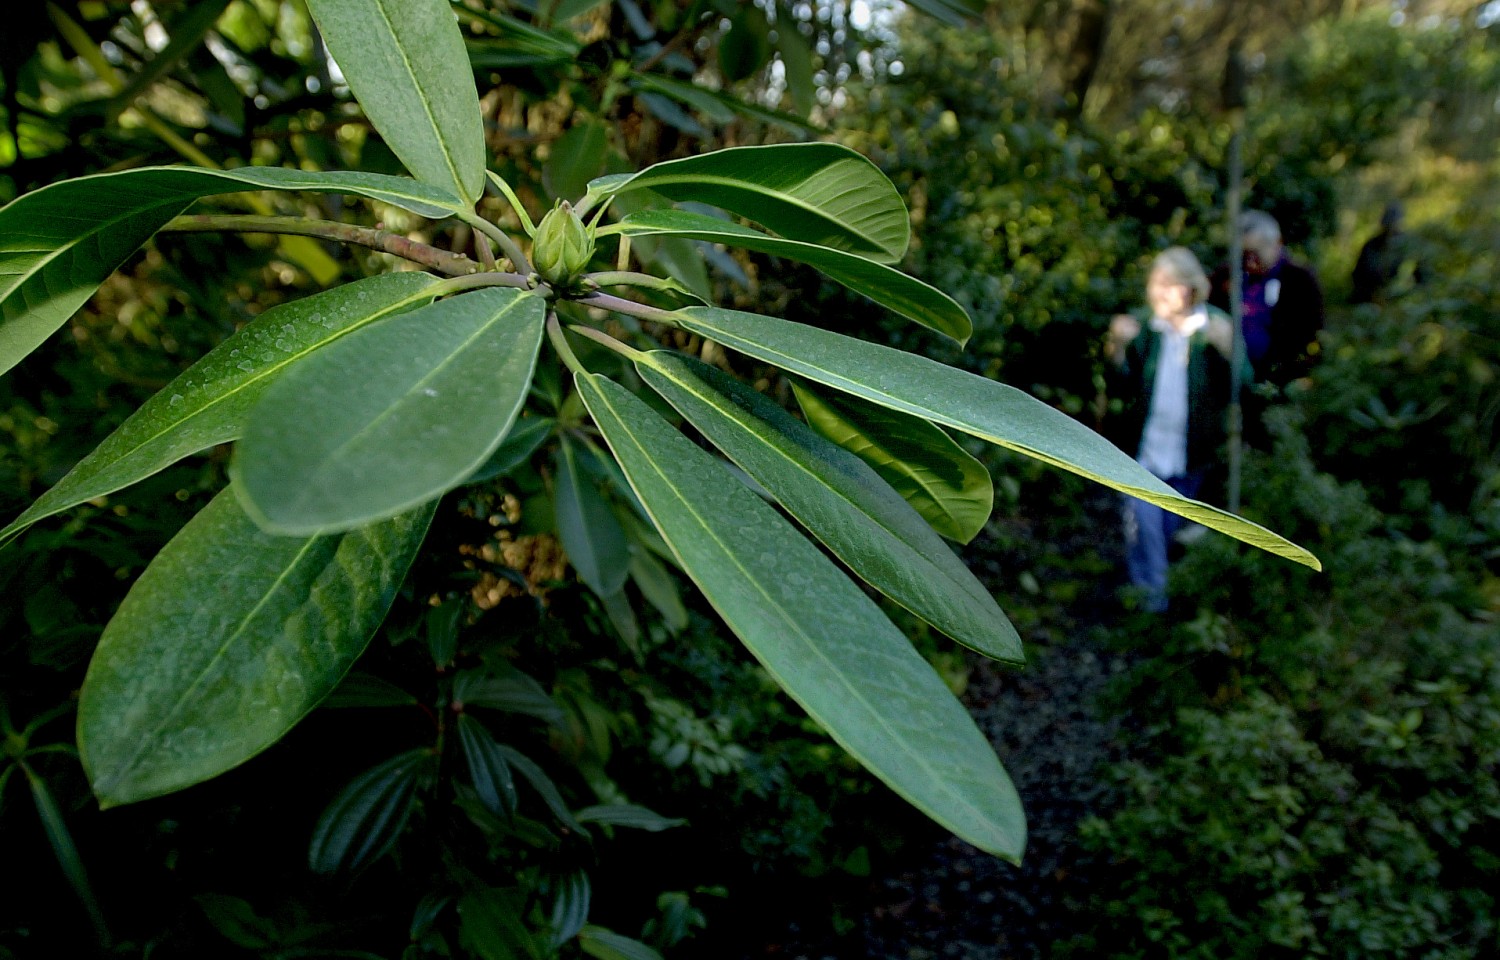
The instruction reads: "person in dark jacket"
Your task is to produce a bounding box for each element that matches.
[1107,247,1243,612]
[1211,210,1324,387]
[1351,202,1424,304]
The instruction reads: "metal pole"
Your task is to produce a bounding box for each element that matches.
[1224,46,1247,514]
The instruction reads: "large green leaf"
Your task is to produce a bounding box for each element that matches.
[636,352,1020,664]
[553,435,631,596]
[576,372,1025,860]
[585,143,909,263]
[1,273,442,546]
[791,381,993,544]
[78,491,435,807]
[673,307,1321,571]
[608,209,969,344]
[0,165,464,376]
[305,0,485,204]
[234,287,546,535]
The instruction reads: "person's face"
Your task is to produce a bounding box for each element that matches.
[1243,239,1280,277]
[1146,267,1193,321]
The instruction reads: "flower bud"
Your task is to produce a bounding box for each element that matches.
[532,202,595,287]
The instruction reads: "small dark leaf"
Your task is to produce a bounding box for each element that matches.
[426,600,465,669]
[308,749,430,874]
[465,417,554,485]
[575,804,687,832]
[323,672,421,710]
[453,665,564,726]
[456,713,519,819]
[496,745,584,834]
[549,871,591,947]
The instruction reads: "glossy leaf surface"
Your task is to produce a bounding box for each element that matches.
[611,209,969,343]
[0,165,463,376]
[235,287,545,535]
[675,307,1322,571]
[553,435,631,596]
[78,492,435,807]
[587,143,909,262]
[305,0,485,203]
[1,273,441,545]
[577,372,1025,860]
[457,713,519,818]
[308,749,430,874]
[637,353,1020,663]
[792,381,993,544]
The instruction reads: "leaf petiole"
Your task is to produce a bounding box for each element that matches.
[567,323,647,362]
[547,313,586,375]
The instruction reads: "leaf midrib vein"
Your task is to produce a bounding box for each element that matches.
[371,0,469,202]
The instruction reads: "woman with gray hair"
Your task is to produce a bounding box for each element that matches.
[1105,247,1242,612]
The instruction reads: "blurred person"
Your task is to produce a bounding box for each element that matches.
[1211,209,1325,388]
[1351,201,1424,304]
[1106,247,1243,613]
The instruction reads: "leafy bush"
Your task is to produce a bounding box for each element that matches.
[1072,356,1500,957]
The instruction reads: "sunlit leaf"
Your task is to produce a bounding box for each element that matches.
[792,381,993,544]
[609,209,969,343]
[305,0,486,203]
[586,143,909,262]
[674,307,1322,570]
[636,352,1020,663]
[577,372,1025,860]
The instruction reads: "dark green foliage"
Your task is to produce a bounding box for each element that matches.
[1068,263,1500,955]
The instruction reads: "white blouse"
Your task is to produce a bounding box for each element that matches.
[1137,307,1206,478]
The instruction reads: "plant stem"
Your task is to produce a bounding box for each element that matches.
[567,323,647,361]
[575,292,681,325]
[474,231,497,270]
[160,215,481,277]
[546,312,586,374]
[431,272,538,296]
[460,210,531,274]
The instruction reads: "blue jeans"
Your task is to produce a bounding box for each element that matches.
[1123,469,1206,612]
